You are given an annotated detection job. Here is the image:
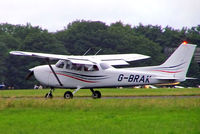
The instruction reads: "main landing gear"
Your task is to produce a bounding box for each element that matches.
[45,87,102,99]
[63,86,81,99]
[90,88,101,99]
[64,91,73,99]
[63,88,101,99]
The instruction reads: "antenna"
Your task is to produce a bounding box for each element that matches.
[83,48,91,56]
[94,49,102,55]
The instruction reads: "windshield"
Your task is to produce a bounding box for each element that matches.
[55,60,65,68]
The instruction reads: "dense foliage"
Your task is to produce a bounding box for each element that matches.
[0,21,199,88]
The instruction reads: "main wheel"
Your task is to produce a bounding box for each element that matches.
[64,91,73,99]
[92,90,101,99]
[45,92,53,98]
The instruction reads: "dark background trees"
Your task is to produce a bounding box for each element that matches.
[0,21,199,88]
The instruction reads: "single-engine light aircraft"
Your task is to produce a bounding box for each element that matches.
[10,42,197,99]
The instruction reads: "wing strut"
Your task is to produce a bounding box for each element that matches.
[83,48,91,56]
[95,49,102,55]
[46,58,63,86]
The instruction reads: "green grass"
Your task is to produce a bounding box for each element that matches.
[0,88,200,98]
[0,98,200,134]
[0,88,200,134]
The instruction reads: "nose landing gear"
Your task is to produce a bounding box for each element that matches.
[45,87,54,98]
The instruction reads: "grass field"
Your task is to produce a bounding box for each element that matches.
[0,88,200,134]
[0,88,200,98]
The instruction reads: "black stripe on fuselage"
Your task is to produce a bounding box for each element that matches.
[57,71,109,80]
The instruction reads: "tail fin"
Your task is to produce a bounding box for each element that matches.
[155,43,196,80]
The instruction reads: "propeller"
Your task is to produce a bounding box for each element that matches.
[25,71,34,80]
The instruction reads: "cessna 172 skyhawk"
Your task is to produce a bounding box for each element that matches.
[10,42,196,99]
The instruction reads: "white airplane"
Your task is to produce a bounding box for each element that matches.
[10,42,197,99]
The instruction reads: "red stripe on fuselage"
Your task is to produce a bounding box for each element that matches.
[153,70,182,73]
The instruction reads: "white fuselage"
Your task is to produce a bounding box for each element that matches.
[32,63,174,89]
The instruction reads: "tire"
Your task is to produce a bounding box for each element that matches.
[45,93,53,98]
[64,91,73,99]
[92,90,101,99]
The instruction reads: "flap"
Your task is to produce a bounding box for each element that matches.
[90,54,150,62]
[101,60,129,65]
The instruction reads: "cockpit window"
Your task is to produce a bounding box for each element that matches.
[56,60,65,68]
[100,63,111,70]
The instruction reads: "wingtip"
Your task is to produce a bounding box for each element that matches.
[9,51,23,55]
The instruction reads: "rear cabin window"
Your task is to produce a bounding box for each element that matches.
[84,65,99,71]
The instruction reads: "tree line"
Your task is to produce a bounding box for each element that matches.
[0,20,199,88]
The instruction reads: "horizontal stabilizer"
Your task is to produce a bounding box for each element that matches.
[186,77,197,80]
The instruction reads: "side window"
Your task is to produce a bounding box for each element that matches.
[77,64,83,71]
[92,65,99,71]
[66,62,71,69]
[71,63,83,71]
[84,65,99,71]
[84,65,90,71]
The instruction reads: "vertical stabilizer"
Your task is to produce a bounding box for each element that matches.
[158,43,196,80]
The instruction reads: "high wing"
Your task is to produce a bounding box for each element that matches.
[10,51,150,65]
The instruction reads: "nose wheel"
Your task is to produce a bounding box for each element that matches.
[90,88,101,99]
[45,92,53,98]
[45,87,54,98]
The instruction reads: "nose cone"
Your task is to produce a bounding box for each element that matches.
[32,65,50,86]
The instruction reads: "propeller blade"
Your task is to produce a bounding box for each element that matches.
[26,71,34,80]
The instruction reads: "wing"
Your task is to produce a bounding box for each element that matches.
[10,51,150,65]
[10,51,95,65]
